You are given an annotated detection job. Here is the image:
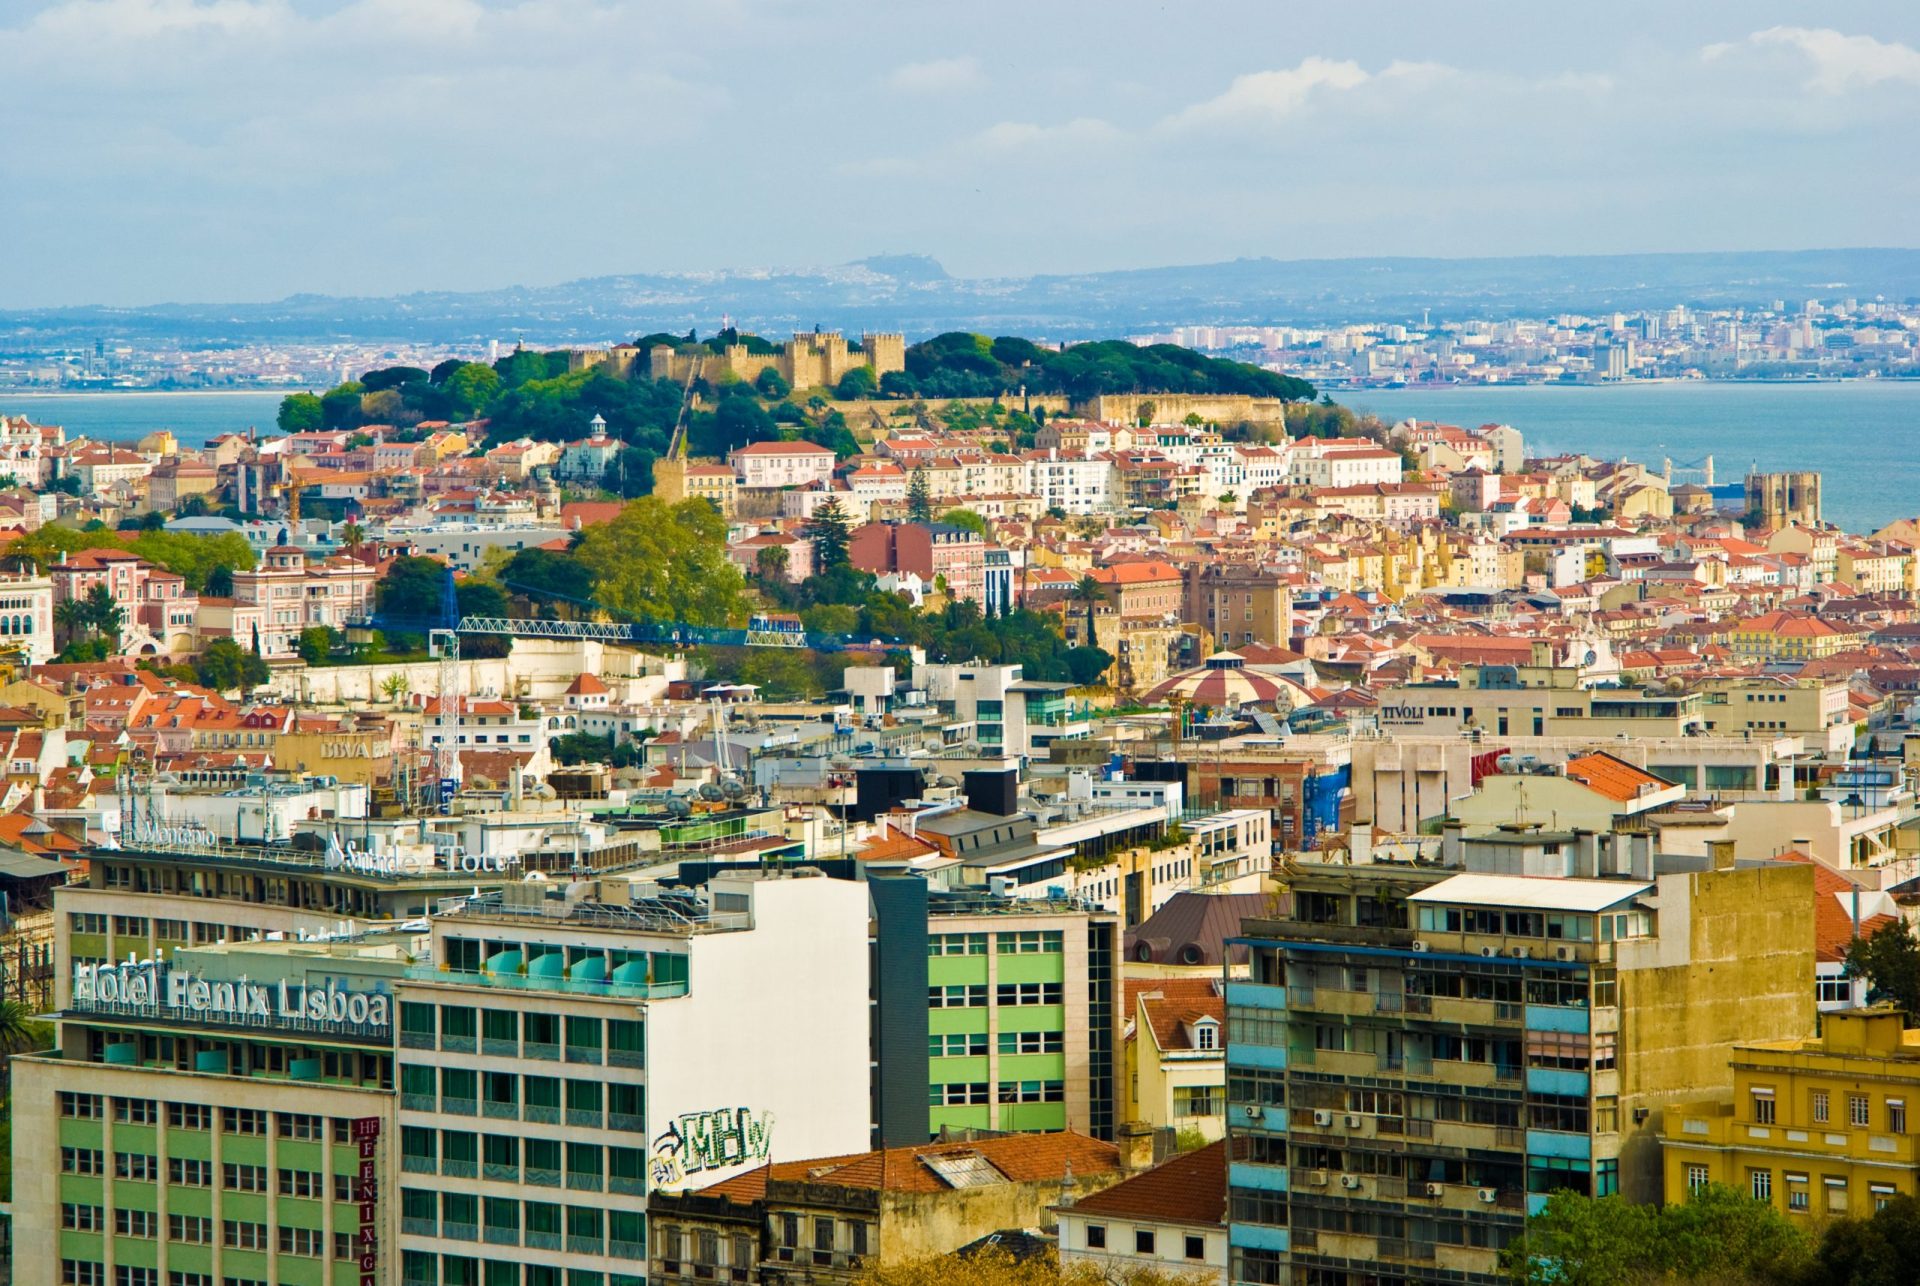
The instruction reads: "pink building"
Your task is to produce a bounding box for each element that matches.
[850,521,987,606]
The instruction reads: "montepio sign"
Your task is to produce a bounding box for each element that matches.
[72,958,392,1035]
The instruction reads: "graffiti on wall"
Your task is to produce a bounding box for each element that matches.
[650,1106,775,1187]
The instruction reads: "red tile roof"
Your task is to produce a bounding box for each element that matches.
[1066,1140,1226,1227]
[696,1132,1120,1203]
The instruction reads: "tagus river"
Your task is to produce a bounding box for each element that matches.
[4,381,1918,533]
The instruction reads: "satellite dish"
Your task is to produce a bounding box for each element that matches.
[697,783,724,802]
[665,797,692,818]
[721,779,748,800]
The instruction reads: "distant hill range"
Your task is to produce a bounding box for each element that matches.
[13,249,1920,345]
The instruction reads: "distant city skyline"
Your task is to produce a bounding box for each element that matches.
[3,1,1919,307]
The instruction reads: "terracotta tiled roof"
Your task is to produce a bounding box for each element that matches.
[1127,977,1225,1052]
[1562,752,1676,804]
[696,1132,1120,1204]
[1066,1140,1226,1227]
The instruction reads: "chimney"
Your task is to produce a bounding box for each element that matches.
[1708,839,1736,871]
[1116,1122,1155,1173]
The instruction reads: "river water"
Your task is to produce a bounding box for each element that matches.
[3,381,1916,533]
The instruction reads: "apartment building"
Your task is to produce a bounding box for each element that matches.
[1223,843,1812,1286]
[868,877,1120,1147]
[1662,1007,1920,1220]
[391,871,869,1286]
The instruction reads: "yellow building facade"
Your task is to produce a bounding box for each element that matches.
[1663,1008,1920,1220]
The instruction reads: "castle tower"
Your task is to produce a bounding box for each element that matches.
[863,333,907,378]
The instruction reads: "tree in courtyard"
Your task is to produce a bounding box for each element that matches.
[83,583,124,649]
[1070,574,1106,646]
[1845,918,1920,1021]
[754,545,790,586]
[571,497,747,628]
[806,497,853,573]
[907,466,933,522]
[195,639,270,693]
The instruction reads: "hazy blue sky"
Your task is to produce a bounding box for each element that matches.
[3,0,1918,307]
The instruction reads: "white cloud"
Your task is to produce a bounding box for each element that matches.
[886,56,982,94]
[969,117,1121,152]
[1707,27,1920,93]
[1156,57,1453,133]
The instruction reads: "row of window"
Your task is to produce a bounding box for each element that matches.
[400,1189,643,1254]
[57,1097,328,1139]
[926,930,1065,956]
[61,1267,271,1286]
[55,1211,340,1256]
[928,983,1065,1009]
[68,914,256,944]
[1687,1165,1901,1214]
[929,1030,1067,1058]
[399,1254,641,1286]
[929,1081,1066,1106]
[398,1066,643,1125]
[398,1005,644,1060]
[1751,1087,1907,1132]
[401,1128,649,1189]
[1080,1225,1208,1259]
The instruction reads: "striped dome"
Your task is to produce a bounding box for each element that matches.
[1145,652,1291,710]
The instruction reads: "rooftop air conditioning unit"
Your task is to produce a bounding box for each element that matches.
[1344,1114,1363,1128]
[1411,941,1430,953]
[1241,1104,1262,1121]
[1340,1174,1361,1189]
[1478,1189,1498,1204]
[1555,946,1574,961]
[1480,946,1498,958]
[1425,1182,1445,1197]
[1510,946,1531,959]
[1312,1110,1333,1127]
[1308,1170,1328,1187]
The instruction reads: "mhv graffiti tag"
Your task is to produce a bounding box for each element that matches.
[650,1106,775,1187]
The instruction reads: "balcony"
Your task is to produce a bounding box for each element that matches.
[565,1045,602,1066]
[524,1041,560,1062]
[443,1221,478,1242]
[442,1097,477,1117]
[608,1048,645,1070]
[610,1112,647,1134]
[402,1217,436,1237]
[567,1236,605,1256]
[482,1038,519,1058]
[609,1175,646,1196]
[442,1159,478,1179]
[566,1109,604,1129]
[441,1034,477,1054]
[483,1101,518,1121]
[485,1226,519,1247]
[523,1102,560,1125]
[402,1155,435,1175]
[612,1240,647,1261]
[483,1162,519,1183]
[566,1171,603,1192]
[525,1168,561,1188]
[400,1032,435,1051]
[525,1230,561,1251]
[401,1093,436,1113]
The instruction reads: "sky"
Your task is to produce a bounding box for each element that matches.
[2,0,1919,307]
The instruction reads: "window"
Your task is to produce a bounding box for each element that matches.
[1085,1225,1106,1249]
[1685,1165,1710,1194]
[929,933,987,955]
[167,1214,214,1244]
[62,1263,105,1286]
[115,1152,159,1181]
[276,1112,323,1140]
[1850,1095,1870,1127]
[223,1220,269,1251]
[60,1092,103,1119]
[1752,1090,1776,1125]
[278,1168,321,1198]
[1825,1177,1849,1214]
[1135,1230,1156,1255]
[998,1030,1064,1055]
[996,982,1064,1006]
[222,1163,268,1193]
[1890,1099,1907,1134]
[930,985,986,1009]
[1812,1090,1830,1124]
[1786,1175,1810,1212]
[278,1226,324,1256]
[1752,1169,1773,1202]
[997,931,1062,954]
[1173,1086,1223,1118]
[114,1096,158,1124]
[167,1102,211,1130]
[62,1204,104,1232]
[1194,1022,1219,1050]
[113,1271,157,1286]
[930,1082,989,1106]
[61,1147,104,1176]
[931,1033,988,1058]
[221,1108,266,1136]
[1185,1235,1205,1260]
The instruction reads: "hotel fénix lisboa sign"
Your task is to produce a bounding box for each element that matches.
[73,956,393,1035]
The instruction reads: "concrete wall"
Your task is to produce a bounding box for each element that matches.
[1614,861,1815,1202]
[646,874,873,1190]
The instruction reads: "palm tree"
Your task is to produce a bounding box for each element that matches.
[339,522,366,559]
[1070,575,1107,648]
[84,583,124,650]
[53,597,88,649]
[380,673,411,706]
[0,996,46,1089]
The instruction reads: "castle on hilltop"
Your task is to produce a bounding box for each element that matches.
[650,331,905,390]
